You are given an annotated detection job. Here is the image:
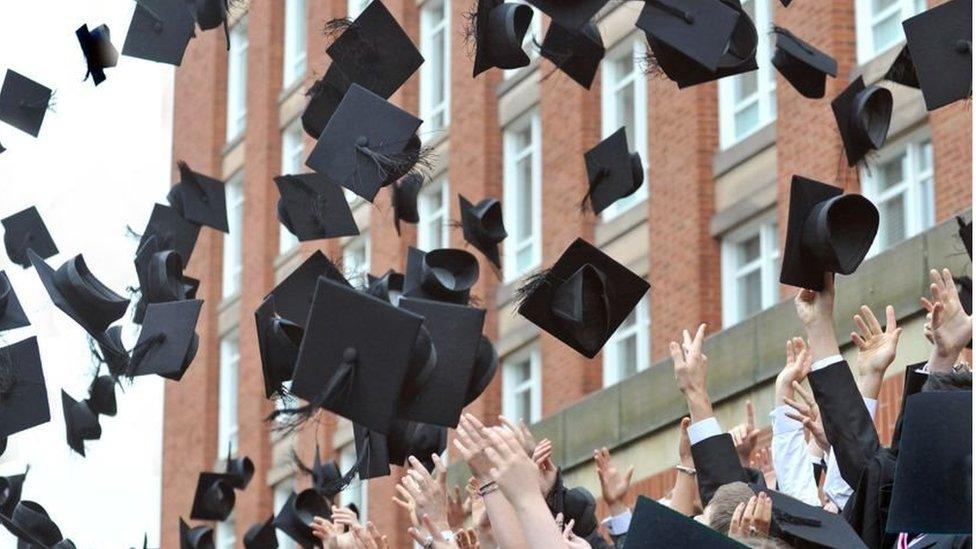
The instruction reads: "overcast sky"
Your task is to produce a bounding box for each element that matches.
[0,0,175,547]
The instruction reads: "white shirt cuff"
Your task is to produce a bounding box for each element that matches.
[687,417,723,445]
[811,354,843,371]
[863,397,878,419]
[771,405,804,434]
[601,510,632,536]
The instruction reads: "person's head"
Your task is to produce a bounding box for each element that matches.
[922,370,972,392]
[698,481,754,534]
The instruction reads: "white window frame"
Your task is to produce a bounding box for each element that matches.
[861,132,934,256]
[274,480,299,549]
[347,0,372,18]
[279,121,303,254]
[718,0,775,148]
[217,331,240,456]
[720,215,780,327]
[420,0,450,134]
[502,345,542,424]
[855,0,926,64]
[283,0,308,88]
[600,36,649,219]
[343,234,371,289]
[339,443,369,522]
[222,172,244,298]
[226,19,248,142]
[215,515,235,549]
[503,2,542,79]
[417,176,450,251]
[602,297,651,387]
[502,110,542,282]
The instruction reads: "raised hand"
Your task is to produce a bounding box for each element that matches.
[852,305,902,376]
[350,522,389,549]
[401,455,450,534]
[594,447,634,516]
[407,514,455,549]
[456,527,480,549]
[446,483,467,530]
[498,415,538,457]
[728,493,772,539]
[784,381,829,452]
[921,268,973,371]
[562,519,593,549]
[311,517,356,549]
[532,438,558,496]
[776,338,811,404]
[794,273,835,329]
[483,427,545,506]
[670,324,708,395]
[454,413,495,483]
[729,400,760,466]
[330,505,359,532]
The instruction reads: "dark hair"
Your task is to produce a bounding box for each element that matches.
[922,370,972,392]
[706,482,754,535]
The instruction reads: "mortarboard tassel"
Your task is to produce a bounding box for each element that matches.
[267,353,357,436]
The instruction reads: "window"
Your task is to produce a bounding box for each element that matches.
[417,177,449,250]
[721,216,780,326]
[218,332,240,455]
[283,0,307,88]
[502,110,541,281]
[855,0,926,62]
[862,136,934,254]
[279,122,303,253]
[274,480,298,549]
[420,0,450,133]
[226,20,248,142]
[347,0,371,18]
[603,297,650,387]
[343,234,370,289]
[600,36,648,218]
[502,345,541,423]
[222,173,244,298]
[504,2,542,79]
[339,443,368,522]
[718,0,775,148]
[215,515,235,549]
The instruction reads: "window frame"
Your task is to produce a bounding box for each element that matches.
[417,176,450,251]
[602,297,651,387]
[419,0,451,134]
[222,172,245,298]
[720,214,780,327]
[347,0,371,18]
[282,0,308,88]
[501,344,542,424]
[502,109,542,282]
[226,19,249,142]
[279,121,303,254]
[217,331,240,456]
[343,233,371,289]
[855,0,925,63]
[215,515,235,549]
[718,0,775,148]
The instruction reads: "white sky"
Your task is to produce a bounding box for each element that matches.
[0,0,175,547]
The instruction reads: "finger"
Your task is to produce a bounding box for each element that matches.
[862,305,883,335]
[483,446,502,467]
[784,410,808,424]
[743,495,758,524]
[669,341,683,367]
[682,329,692,350]
[624,466,635,485]
[432,453,447,477]
[932,301,945,328]
[760,492,772,525]
[783,396,809,417]
[693,323,706,350]
[851,332,866,349]
[786,339,795,365]
[498,415,518,436]
[791,381,814,406]
[407,527,427,545]
[853,314,871,340]
[884,305,898,334]
[409,456,435,483]
[562,519,576,538]
[794,337,807,352]
[730,502,746,535]
[745,400,755,430]
[921,296,935,312]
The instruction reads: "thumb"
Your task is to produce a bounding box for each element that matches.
[624,466,635,485]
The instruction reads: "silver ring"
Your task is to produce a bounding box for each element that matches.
[749,526,758,534]
[423,535,434,548]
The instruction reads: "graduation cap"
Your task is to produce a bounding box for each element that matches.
[302,64,352,140]
[766,490,868,548]
[385,419,447,472]
[538,21,605,90]
[772,26,838,99]
[190,472,236,521]
[195,0,232,47]
[87,375,117,417]
[255,294,303,399]
[831,76,893,166]
[133,236,193,324]
[392,173,422,236]
[0,70,52,137]
[76,24,119,86]
[288,276,423,434]
[583,128,644,215]
[959,216,972,259]
[365,269,405,305]
[902,0,972,111]
[224,446,255,490]
[273,489,331,548]
[326,0,424,99]
[471,0,535,77]
[397,298,486,427]
[887,391,972,535]
[243,516,277,549]
[306,84,423,203]
[94,325,131,379]
[121,0,197,66]
[458,195,507,271]
[0,467,29,517]
[517,238,650,358]
[547,482,598,537]
[128,299,203,380]
[168,162,229,233]
[30,251,130,337]
[0,271,30,331]
[265,250,349,328]
[61,390,102,456]
[0,501,64,548]
[0,337,50,441]
[179,518,214,549]
[625,495,747,548]
[310,449,342,498]
[275,173,359,242]
[638,0,740,74]
[883,45,920,89]
[403,247,481,305]
[524,0,609,31]
[464,334,498,406]
[138,204,202,264]
[779,175,879,291]
[2,206,58,269]
[352,423,391,479]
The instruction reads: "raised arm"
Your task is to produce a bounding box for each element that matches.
[770,338,820,506]
[921,268,973,373]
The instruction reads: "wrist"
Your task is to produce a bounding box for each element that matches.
[927,349,958,373]
[608,502,629,516]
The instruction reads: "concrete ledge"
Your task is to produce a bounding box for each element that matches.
[712,123,776,179]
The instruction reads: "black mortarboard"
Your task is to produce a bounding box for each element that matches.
[883,45,920,89]
[385,419,447,472]
[138,204,202,263]
[308,446,343,498]
[0,467,28,517]
[0,501,64,548]
[0,70,52,137]
[273,489,331,548]
[464,335,498,406]
[95,325,131,379]
[265,251,349,328]
[459,195,507,270]
[354,423,391,479]
[958,216,972,259]
[195,0,231,47]
[302,64,351,140]
[0,337,50,440]
[517,238,650,358]
[365,270,405,305]
[472,0,534,76]
[403,247,481,305]
[275,173,359,242]
[772,26,838,99]
[87,375,117,417]
[392,173,422,236]
[306,84,423,203]
[539,21,605,89]
[525,0,609,31]
[831,76,893,166]
[179,518,214,549]
[290,276,423,434]
[626,496,746,548]
[638,0,740,73]
[397,298,486,427]
[956,276,973,318]
[61,390,101,456]
[30,251,130,337]
[224,446,255,490]
[583,128,644,215]
[887,391,972,535]
[121,0,197,66]
[76,24,119,86]
[766,490,868,548]
[243,516,277,549]
[2,206,58,268]
[779,176,879,291]
[903,0,972,111]
[128,299,203,380]
[133,236,192,324]
[168,162,229,233]
[190,472,236,521]
[0,271,30,331]
[326,0,424,99]
[255,294,303,399]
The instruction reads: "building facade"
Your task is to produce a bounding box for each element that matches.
[163,0,972,547]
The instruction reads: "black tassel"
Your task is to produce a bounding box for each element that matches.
[462,5,479,55]
[323,18,354,41]
[513,268,553,310]
[124,225,143,241]
[638,46,667,79]
[266,390,329,437]
[291,448,315,477]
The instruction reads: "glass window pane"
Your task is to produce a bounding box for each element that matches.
[880,196,907,247]
[918,140,932,171]
[620,336,638,378]
[871,13,902,53]
[737,270,763,318]
[734,71,758,102]
[737,235,761,266]
[878,154,905,192]
[871,0,898,13]
[734,103,760,138]
[615,83,636,141]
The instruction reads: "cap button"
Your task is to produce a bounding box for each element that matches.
[342,347,358,363]
[955,39,971,54]
[153,21,164,34]
[684,13,695,24]
[356,136,369,147]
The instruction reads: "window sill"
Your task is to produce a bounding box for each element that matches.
[274,243,301,270]
[496,57,540,98]
[595,197,648,248]
[278,75,308,105]
[423,126,449,150]
[495,265,539,309]
[712,123,776,179]
[222,133,246,156]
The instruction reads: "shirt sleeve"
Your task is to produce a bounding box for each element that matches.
[601,510,632,536]
[822,396,877,509]
[811,354,843,371]
[770,406,821,506]
[687,417,723,445]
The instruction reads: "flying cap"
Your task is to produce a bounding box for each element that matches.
[30,251,130,337]
[273,489,331,548]
[190,472,236,521]
[392,173,422,237]
[168,162,229,232]
[471,0,535,76]
[128,299,203,381]
[61,390,102,456]
[365,269,405,305]
[2,207,58,269]
[583,128,645,215]
[121,0,197,66]
[243,516,277,549]
[459,195,507,270]
[882,45,920,89]
[179,518,213,549]
[76,24,119,86]
[275,173,359,242]
[0,501,64,548]
[902,0,972,111]
[538,22,605,90]
[0,70,52,137]
[831,76,893,166]
[524,0,610,31]
[0,337,50,440]
[302,64,352,140]
[637,0,740,73]
[403,247,481,305]
[0,467,29,517]
[255,294,303,399]
[265,250,349,328]
[0,271,30,331]
[772,26,838,99]
[138,203,202,264]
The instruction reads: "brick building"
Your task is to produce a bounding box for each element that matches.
[163,0,972,547]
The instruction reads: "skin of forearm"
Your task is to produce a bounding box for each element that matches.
[805,321,840,365]
[669,472,698,516]
[508,493,566,549]
[607,500,629,516]
[774,377,793,406]
[926,345,961,373]
[857,369,883,400]
[685,390,714,424]
[482,493,530,549]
